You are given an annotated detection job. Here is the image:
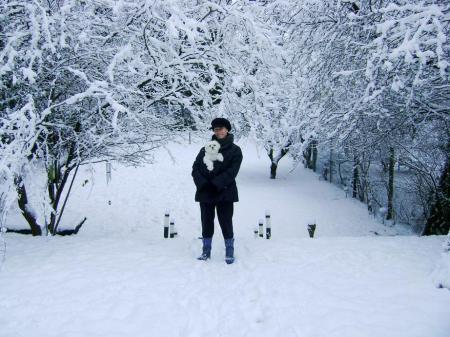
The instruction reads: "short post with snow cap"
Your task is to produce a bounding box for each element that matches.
[265,210,271,239]
[259,220,264,238]
[307,223,316,238]
[164,211,170,238]
[170,219,175,238]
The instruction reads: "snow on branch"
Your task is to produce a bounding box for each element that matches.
[371,3,449,79]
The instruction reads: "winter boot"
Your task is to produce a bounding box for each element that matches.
[197,238,212,260]
[224,238,235,264]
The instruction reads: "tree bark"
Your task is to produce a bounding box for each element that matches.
[329,147,333,183]
[47,143,76,234]
[311,140,318,172]
[270,161,277,179]
[303,143,312,168]
[47,166,72,234]
[268,145,290,179]
[15,176,42,236]
[386,147,395,221]
[53,163,80,235]
[352,156,359,199]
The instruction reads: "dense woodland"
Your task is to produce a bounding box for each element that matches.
[1,0,449,235]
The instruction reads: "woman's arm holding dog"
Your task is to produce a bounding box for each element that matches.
[211,147,242,191]
[192,149,209,190]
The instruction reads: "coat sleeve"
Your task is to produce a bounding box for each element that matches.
[211,146,243,190]
[192,148,208,190]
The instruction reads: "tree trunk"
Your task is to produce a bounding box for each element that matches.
[303,143,312,169]
[329,147,333,183]
[352,156,359,199]
[48,165,72,234]
[270,162,277,179]
[311,140,318,172]
[423,145,450,235]
[386,147,395,221]
[15,163,75,236]
[268,148,275,179]
[15,176,42,236]
[53,163,80,235]
[47,143,76,234]
[268,145,290,179]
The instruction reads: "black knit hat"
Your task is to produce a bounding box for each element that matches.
[211,117,232,131]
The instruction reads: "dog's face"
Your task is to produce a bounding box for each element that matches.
[205,140,221,154]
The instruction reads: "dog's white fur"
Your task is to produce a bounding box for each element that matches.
[203,140,224,171]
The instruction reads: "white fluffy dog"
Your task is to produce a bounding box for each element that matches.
[203,140,224,171]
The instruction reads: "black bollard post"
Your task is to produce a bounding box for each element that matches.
[265,210,271,239]
[173,220,178,237]
[307,224,316,238]
[170,220,175,238]
[259,220,264,238]
[164,212,170,238]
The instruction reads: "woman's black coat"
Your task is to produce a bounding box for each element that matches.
[192,134,243,203]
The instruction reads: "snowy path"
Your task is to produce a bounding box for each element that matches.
[1,136,449,337]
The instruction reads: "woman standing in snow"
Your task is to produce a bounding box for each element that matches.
[192,118,243,264]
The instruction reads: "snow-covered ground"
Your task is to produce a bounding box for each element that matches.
[1,134,449,337]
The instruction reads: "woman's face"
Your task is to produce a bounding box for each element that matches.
[213,127,228,139]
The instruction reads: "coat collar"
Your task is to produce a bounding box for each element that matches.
[212,133,234,149]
